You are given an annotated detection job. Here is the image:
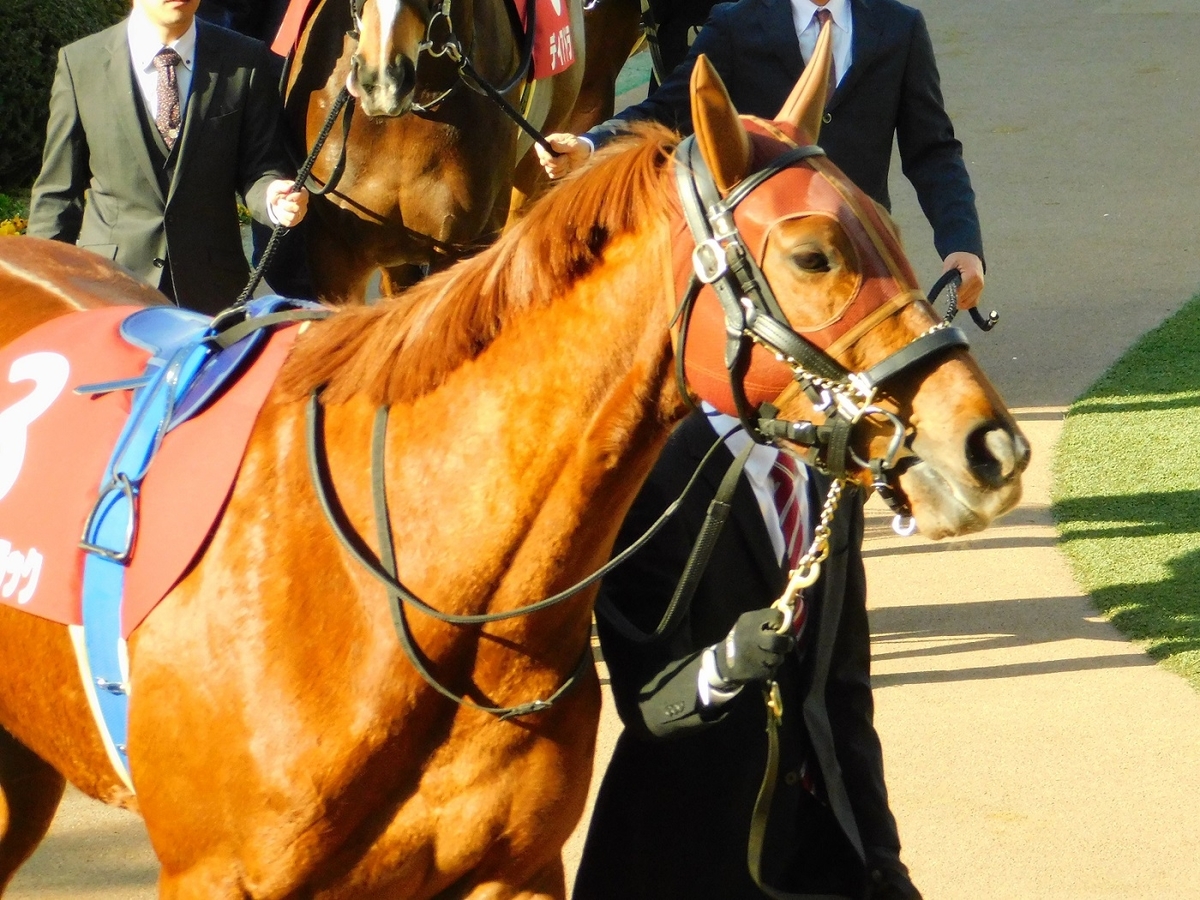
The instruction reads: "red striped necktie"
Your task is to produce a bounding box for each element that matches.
[770,452,806,572]
[770,451,809,636]
[812,8,837,104]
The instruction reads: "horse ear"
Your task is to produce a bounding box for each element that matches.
[690,54,752,195]
[777,17,833,142]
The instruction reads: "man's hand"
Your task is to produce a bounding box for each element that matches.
[713,608,795,686]
[941,251,984,310]
[266,180,309,228]
[536,133,592,180]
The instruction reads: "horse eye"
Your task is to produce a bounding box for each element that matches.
[792,249,831,273]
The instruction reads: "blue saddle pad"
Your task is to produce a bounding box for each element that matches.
[119,296,323,430]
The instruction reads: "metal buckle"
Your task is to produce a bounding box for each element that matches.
[78,474,139,565]
[692,238,729,283]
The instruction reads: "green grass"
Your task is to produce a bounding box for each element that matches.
[1052,295,1200,690]
[0,191,29,221]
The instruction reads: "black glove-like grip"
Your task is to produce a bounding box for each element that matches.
[713,608,795,686]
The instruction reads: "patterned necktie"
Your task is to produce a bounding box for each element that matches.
[770,452,806,572]
[152,48,183,149]
[812,8,837,105]
[770,451,809,637]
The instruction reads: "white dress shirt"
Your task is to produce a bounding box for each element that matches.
[127,10,197,125]
[704,407,809,568]
[791,0,853,88]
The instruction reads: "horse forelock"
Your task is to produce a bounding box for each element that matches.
[279,124,681,407]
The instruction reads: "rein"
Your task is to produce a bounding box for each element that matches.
[304,396,745,718]
[228,88,355,311]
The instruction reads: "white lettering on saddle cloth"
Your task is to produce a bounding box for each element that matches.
[0,351,69,608]
[548,23,573,71]
[0,540,43,604]
[0,352,71,500]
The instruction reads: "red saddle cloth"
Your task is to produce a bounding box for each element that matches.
[0,308,298,637]
[271,0,575,78]
[515,0,576,78]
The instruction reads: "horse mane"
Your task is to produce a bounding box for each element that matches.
[279,123,681,406]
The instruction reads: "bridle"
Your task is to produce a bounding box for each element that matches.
[671,132,970,528]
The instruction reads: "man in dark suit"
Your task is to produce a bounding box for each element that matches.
[539,0,985,308]
[574,410,919,899]
[27,0,308,315]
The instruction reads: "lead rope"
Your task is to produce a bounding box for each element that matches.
[229,87,355,311]
[749,478,853,900]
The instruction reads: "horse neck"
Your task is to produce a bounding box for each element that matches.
[373,226,685,660]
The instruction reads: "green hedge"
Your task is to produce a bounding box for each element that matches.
[0,0,128,191]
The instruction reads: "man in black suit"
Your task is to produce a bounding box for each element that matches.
[27,0,308,315]
[573,410,919,899]
[539,0,985,308]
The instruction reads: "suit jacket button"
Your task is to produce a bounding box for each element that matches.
[784,770,800,786]
[152,257,166,268]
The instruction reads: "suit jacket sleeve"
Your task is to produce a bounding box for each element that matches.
[825,493,906,872]
[597,467,714,740]
[895,10,984,263]
[26,48,88,243]
[585,2,739,147]
[236,40,292,225]
[597,433,760,741]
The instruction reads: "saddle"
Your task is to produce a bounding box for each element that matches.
[76,296,329,790]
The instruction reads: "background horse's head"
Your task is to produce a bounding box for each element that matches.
[676,36,1028,538]
[347,0,430,116]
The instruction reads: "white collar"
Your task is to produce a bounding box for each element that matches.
[701,406,807,494]
[127,9,197,73]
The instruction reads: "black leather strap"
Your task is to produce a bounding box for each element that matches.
[748,701,854,900]
[595,441,752,644]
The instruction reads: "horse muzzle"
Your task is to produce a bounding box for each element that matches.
[347,54,417,117]
[897,419,1030,539]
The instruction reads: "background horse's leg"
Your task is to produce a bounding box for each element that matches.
[379,264,430,297]
[305,203,377,304]
[562,0,643,134]
[0,727,66,894]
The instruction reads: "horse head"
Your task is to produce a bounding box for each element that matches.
[675,29,1028,539]
[347,0,430,116]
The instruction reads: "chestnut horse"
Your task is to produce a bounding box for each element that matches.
[285,0,585,302]
[0,44,1026,898]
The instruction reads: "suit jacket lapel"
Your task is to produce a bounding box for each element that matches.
[829,0,882,112]
[171,20,223,200]
[760,0,805,92]
[103,24,165,203]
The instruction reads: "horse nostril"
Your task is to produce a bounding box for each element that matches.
[965,424,1030,488]
[391,57,416,98]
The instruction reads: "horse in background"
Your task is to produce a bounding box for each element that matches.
[563,0,720,131]
[0,41,1026,898]
[285,0,585,302]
